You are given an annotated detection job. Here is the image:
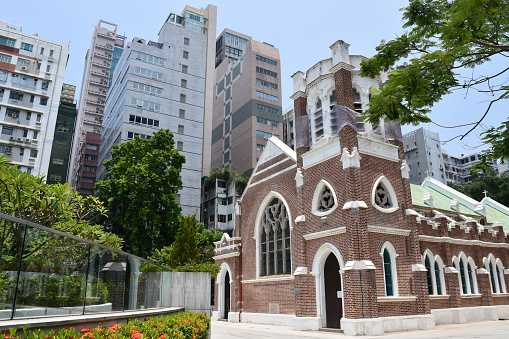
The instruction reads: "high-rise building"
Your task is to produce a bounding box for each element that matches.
[403,127,446,185]
[282,106,295,150]
[211,29,283,177]
[69,20,125,195]
[98,5,217,217]
[46,84,77,184]
[0,21,69,176]
[442,150,498,184]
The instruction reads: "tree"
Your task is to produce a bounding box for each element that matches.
[450,168,509,206]
[0,156,122,270]
[206,167,248,195]
[169,213,199,267]
[147,214,221,277]
[95,129,185,258]
[360,0,509,165]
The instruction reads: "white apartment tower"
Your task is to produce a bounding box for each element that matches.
[98,5,217,217]
[69,20,125,195]
[0,21,69,176]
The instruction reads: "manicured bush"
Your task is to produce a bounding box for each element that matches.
[3,311,209,339]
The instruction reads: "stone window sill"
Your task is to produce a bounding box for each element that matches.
[242,275,294,284]
[377,296,417,302]
[493,293,509,297]
[429,294,450,300]
[460,293,482,298]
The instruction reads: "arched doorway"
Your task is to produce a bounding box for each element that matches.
[223,271,230,319]
[312,243,344,329]
[324,253,342,328]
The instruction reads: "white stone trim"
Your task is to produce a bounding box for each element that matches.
[371,176,399,213]
[302,137,341,169]
[240,312,296,327]
[460,294,482,298]
[380,241,399,296]
[212,252,240,260]
[357,135,400,162]
[431,306,499,325]
[247,164,297,189]
[340,147,361,169]
[329,61,355,73]
[418,235,509,249]
[401,160,410,179]
[290,91,306,100]
[253,157,294,177]
[311,180,339,217]
[242,275,294,284]
[377,296,417,302]
[303,226,346,241]
[216,262,233,320]
[429,295,450,300]
[368,225,410,236]
[492,293,509,297]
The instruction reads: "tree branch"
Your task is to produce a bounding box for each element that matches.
[460,96,505,140]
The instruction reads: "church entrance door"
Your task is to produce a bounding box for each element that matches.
[223,271,230,319]
[324,253,342,328]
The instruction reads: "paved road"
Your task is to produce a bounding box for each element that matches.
[211,319,509,338]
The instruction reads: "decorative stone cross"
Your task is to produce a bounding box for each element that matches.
[483,190,488,198]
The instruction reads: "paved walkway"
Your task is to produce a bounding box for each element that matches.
[211,319,509,338]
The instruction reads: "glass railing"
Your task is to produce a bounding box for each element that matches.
[0,213,167,320]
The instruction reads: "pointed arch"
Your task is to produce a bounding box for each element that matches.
[254,191,292,279]
[380,241,399,296]
[216,262,233,319]
[372,175,399,213]
[453,251,478,295]
[312,180,338,216]
[311,243,345,328]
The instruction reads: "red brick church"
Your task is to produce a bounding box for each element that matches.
[212,40,509,335]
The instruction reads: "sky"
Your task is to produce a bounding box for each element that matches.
[2,0,505,159]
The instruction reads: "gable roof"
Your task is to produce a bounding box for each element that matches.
[239,137,296,203]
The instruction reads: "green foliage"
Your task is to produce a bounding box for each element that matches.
[206,167,240,182]
[169,213,199,267]
[95,129,185,258]
[0,272,8,302]
[147,217,221,277]
[6,311,210,339]
[360,0,509,161]
[449,168,509,206]
[0,156,122,269]
[196,223,223,263]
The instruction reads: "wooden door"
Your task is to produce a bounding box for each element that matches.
[223,271,230,319]
[324,253,342,328]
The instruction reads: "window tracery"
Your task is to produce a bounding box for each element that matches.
[260,197,291,276]
[375,182,393,208]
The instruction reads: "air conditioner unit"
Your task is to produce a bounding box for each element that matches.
[21,67,27,71]
[5,151,11,155]
[9,136,15,141]
[25,138,30,143]
[17,137,22,142]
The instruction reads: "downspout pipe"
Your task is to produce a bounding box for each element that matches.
[238,243,243,323]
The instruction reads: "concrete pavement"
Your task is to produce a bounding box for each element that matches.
[211,319,509,338]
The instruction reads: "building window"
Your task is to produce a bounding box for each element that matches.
[256,66,277,78]
[257,117,279,127]
[225,33,248,48]
[46,65,51,72]
[40,97,48,106]
[423,250,445,296]
[9,91,23,100]
[20,42,34,52]
[32,131,38,139]
[52,158,64,165]
[256,91,278,102]
[181,79,187,88]
[256,144,265,151]
[180,94,186,103]
[381,242,398,296]
[49,174,62,181]
[22,130,28,137]
[0,36,16,47]
[179,109,185,119]
[134,51,165,66]
[484,254,507,294]
[256,78,278,90]
[40,47,44,55]
[225,46,242,57]
[82,177,95,183]
[83,166,96,172]
[36,114,41,122]
[0,145,13,154]
[178,125,184,134]
[371,176,399,213]
[256,54,277,66]
[30,150,38,158]
[259,196,291,276]
[1,126,14,136]
[182,65,188,74]
[57,125,69,133]
[42,81,49,90]
[316,98,322,109]
[49,50,54,57]
[17,58,30,68]
[453,252,478,295]
[134,66,163,80]
[313,181,336,214]
[5,109,20,118]
[132,82,162,96]
[177,141,183,151]
[130,98,161,112]
[85,154,97,161]
[86,143,98,150]
[19,148,24,156]
[256,104,278,114]
[184,37,190,46]
[183,51,189,59]
[0,53,11,63]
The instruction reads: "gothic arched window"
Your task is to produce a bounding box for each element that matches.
[316,98,322,109]
[260,197,291,276]
[381,242,398,296]
[372,176,398,213]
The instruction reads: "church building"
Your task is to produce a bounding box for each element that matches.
[212,40,509,336]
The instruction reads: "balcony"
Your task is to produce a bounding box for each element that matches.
[89,79,109,87]
[85,109,104,116]
[84,119,102,126]
[86,99,105,106]
[92,61,111,69]
[95,43,114,51]
[88,89,107,96]
[93,52,112,60]
[91,70,110,78]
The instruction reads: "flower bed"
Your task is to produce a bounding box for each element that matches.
[2,311,210,339]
